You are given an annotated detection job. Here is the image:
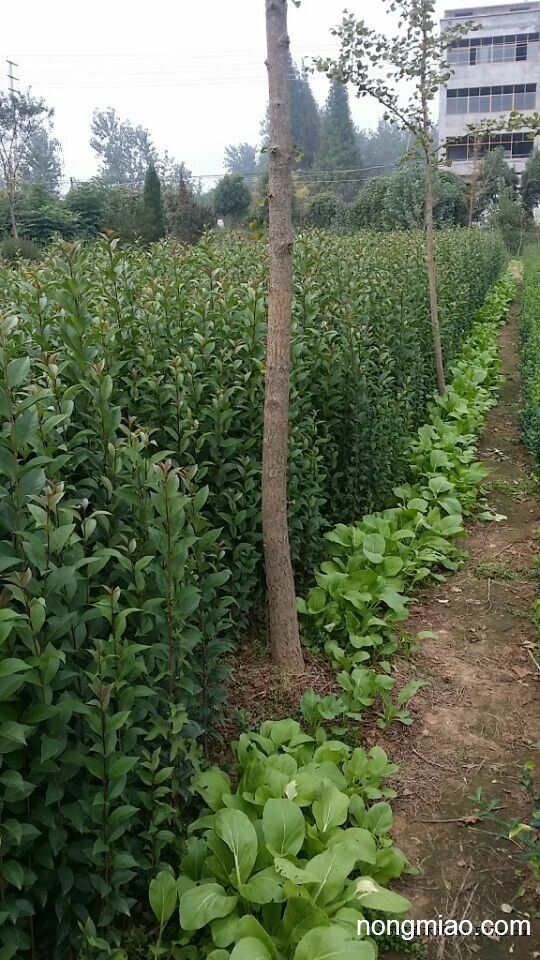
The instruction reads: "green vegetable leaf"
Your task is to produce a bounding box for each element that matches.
[365,802,393,835]
[238,872,284,904]
[214,809,258,885]
[307,842,360,906]
[230,938,272,960]
[295,925,376,960]
[362,533,386,564]
[194,769,231,811]
[312,780,349,834]
[262,798,305,857]
[180,882,238,931]
[355,876,410,913]
[149,871,178,926]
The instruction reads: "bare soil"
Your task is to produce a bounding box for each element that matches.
[381,313,540,959]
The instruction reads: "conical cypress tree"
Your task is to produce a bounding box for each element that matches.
[288,55,320,168]
[260,55,320,170]
[142,163,165,241]
[313,81,361,200]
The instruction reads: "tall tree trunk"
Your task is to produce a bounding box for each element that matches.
[468,137,480,228]
[7,185,18,241]
[423,148,446,395]
[419,4,445,397]
[263,0,304,673]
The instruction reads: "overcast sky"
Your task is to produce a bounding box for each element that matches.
[4,0,512,186]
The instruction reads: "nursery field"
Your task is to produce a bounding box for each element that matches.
[0,230,521,960]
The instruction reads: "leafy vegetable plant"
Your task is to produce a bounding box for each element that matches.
[149,717,410,959]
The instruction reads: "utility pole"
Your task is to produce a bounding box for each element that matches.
[6,58,19,96]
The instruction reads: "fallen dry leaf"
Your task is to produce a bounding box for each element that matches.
[511,665,532,680]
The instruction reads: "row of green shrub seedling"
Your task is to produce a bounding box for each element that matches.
[0,230,505,627]
[298,272,515,674]
[515,255,540,878]
[521,254,540,465]
[138,274,515,960]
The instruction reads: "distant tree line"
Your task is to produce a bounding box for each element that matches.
[0,93,223,254]
[2,65,539,260]
[223,67,410,195]
[221,58,540,252]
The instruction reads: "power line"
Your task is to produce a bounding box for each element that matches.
[63,162,402,192]
[3,45,337,91]
[18,76,303,91]
[13,44,335,62]
[62,162,399,187]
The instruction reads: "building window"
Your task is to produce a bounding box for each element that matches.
[446,84,536,114]
[448,32,539,65]
[446,131,535,161]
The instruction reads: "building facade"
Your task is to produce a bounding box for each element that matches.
[439,2,540,178]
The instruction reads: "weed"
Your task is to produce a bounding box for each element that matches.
[486,474,540,499]
[468,757,540,878]
[232,707,251,730]
[475,560,522,580]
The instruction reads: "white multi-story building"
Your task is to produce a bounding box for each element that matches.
[439,2,540,178]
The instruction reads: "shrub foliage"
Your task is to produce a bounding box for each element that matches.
[0,230,504,955]
[300,274,515,663]
[520,256,540,462]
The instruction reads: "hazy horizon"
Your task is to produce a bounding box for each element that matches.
[3,0,516,185]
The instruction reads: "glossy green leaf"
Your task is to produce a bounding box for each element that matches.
[230,939,272,960]
[180,883,237,931]
[355,876,410,913]
[214,809,258,884]
[149,871,177,926]
[295,925,376,960]
[262,798,305,857]
[312,781,349,834]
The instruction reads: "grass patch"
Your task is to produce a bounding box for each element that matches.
[487,474,540,499]
[474,560,522,580]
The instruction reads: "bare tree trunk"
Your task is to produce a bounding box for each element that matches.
[7,186,18,240]
[423,148,446,395]
[468,137,480,228]
[263,0,304,673]
[468,168,477,229]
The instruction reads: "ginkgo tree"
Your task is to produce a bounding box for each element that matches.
[317,0,475,395]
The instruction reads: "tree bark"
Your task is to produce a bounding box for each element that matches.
[263,0,304,673]
[468,137,480,228]
[7,186,18,241]
[419,3,445,397]
[423,148,446,395]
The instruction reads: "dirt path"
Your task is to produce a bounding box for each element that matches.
[381,311,540,958]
